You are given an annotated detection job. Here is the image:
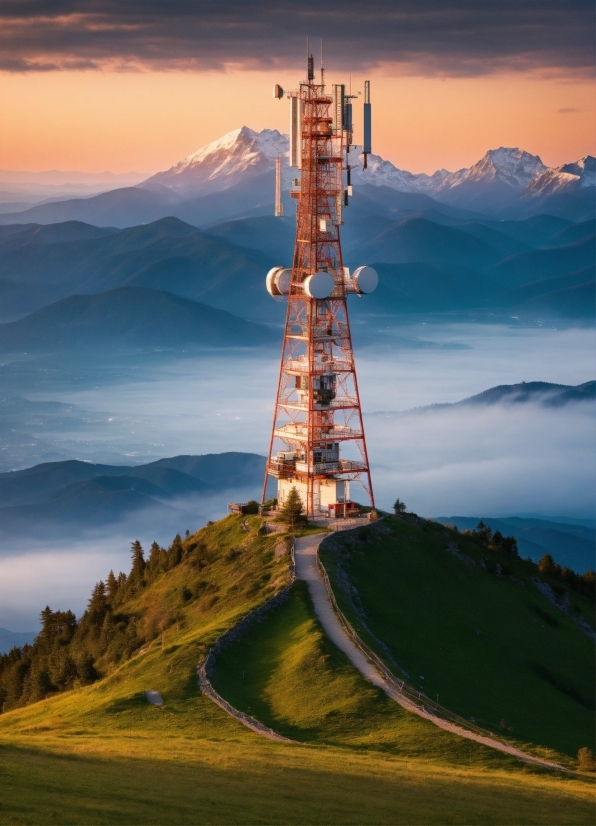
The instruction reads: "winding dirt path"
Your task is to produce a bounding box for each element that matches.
[294,533,566,772]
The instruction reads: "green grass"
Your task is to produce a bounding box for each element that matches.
[319,516,595,759]
[211,580,511,762]
[0,514,593,824]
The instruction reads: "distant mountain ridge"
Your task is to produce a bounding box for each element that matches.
[0,452,266,537]
[0,212,592,327]
[0,286,276,353]
[145,127,287,196]
[371,381,596,416]
[149,129,592,204]
[0,628,37,654]
[0,128,592,226]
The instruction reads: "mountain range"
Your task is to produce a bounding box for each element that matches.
[0,452,265,538]
[0,211,593,331]
[0,127,591,334]
[0,127,593,228]
[0,286,276,353]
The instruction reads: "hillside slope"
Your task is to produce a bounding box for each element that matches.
[319,516,594,758]
[0,515,592,824]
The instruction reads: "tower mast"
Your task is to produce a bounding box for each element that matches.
[265,57,377,518]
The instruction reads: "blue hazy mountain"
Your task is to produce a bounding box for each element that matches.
[488,235,595,288]
[491,268,595,320]
[0,216,286,322]
[371,382,596,414]
[0,453,266,537]
[434,515,595,574]
[0,286,276,353]
[356,262,497,314]
[0,207,593,326]
[0,628,38,655]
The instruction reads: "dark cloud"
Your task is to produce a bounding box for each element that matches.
[558,107,580,113]
[0,0,593,76]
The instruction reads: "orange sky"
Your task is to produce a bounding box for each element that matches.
[0,67,593,175]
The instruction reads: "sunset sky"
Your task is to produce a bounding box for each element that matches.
[0,0,593,175]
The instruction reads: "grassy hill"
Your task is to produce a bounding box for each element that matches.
[319,516,594,759]
[434,515,595,573]
[0,514,593,824]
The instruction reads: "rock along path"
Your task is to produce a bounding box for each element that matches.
[294,532,566,772]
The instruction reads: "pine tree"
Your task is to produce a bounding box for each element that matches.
[280,486,306,530]
[501,536,519,557]
[106,570,119,599]
[167,535,183,568]
[130,540,146,581]
[475,521,492,546]
[393,498,406,515]
[147,541,164,579]
[87,581,108,624]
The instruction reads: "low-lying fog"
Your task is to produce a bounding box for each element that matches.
[2,321,594,629]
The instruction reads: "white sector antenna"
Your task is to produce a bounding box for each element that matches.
[304,271,334,299]
[266,266,292,297]
[352,266,378,294]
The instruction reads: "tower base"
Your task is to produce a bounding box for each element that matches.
[277,477,350,516]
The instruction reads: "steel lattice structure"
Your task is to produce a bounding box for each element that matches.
[263,61,375,518]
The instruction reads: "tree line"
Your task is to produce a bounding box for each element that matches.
[451,520,594,601]
[0,532,208,713]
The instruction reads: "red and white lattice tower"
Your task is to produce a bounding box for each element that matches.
[263,54,377,519]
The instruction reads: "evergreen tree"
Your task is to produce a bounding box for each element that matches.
[393,498,406,515]
[167,535,183,568]
[88,581,108,624]
[130,540,146,580]
[106,570,119,599]
[147,541,164,578]
[280,487,306,530]
[475,521,492,546]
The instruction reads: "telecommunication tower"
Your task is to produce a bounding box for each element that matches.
[263,50,378,518]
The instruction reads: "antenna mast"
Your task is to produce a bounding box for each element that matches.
[275,156,283,217]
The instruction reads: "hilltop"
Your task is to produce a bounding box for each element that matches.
[0,513,593,823]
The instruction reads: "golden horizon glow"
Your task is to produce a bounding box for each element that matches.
[0,68,593,175]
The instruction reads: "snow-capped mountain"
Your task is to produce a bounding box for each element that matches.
[438,148,546,193]
[142,127,593,217]
[146,126,288,196]
[525,155,596,197]
[348,150,449,193]
[561,156,595,186]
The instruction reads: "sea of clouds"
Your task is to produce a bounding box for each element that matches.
[1,321,594,630]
